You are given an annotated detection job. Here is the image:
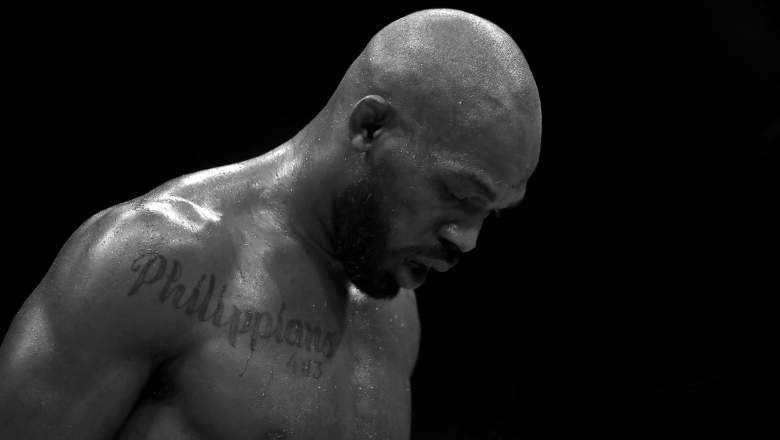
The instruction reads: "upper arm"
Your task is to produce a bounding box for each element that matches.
[0,203,205,439]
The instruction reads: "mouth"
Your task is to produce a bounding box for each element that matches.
[396,257,430,289]
[409,255,456,273]
[404,257,429,275]
[396,253,458,289]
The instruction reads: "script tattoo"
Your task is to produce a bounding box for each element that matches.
[128,251,341,372]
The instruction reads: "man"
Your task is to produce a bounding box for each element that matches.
[0,8,540,440]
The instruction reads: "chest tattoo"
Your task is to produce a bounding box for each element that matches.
[127,251,341,377]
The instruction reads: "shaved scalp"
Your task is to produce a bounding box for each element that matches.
[328,9,541,156]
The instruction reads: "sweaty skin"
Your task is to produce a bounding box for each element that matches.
[0,9,540,440]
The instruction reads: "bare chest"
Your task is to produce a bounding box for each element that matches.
[119,258,416,440]
[173,314,411,440]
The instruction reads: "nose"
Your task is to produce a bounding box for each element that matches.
[438,220,483,253]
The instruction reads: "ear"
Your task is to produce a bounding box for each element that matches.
[349,95,394,152]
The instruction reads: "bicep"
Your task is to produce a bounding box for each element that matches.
[0,287,155,440]
[0,207,193,440]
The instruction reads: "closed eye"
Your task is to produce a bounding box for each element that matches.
[441,184,492,217]
[444,188,471,208]
[438,181,462,203]
[448,191,466,203]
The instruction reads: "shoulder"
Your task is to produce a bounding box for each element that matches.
[48,193,235,285]
[31,194,241,354]
[352,287,420,372]
[393,288,421,368]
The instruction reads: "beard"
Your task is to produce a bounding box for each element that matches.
[332,172,400,300]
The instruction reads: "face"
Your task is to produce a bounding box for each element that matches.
[333,140,531,300]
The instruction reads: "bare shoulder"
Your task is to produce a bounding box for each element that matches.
[392,288,421,369]
[392,288,421,339]
[48,191,237,285]
[352,287,420,372]
[0,191,244,438]
[19,193,240,356]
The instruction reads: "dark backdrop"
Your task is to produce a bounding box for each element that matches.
[6,1,779,438]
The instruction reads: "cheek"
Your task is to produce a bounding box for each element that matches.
[383,202,441,250]
[378,165,443,238]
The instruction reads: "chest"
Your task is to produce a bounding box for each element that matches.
[166,291,415,440]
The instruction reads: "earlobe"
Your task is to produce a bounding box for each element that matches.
[349,95,393,152]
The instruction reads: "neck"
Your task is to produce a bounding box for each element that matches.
[247,128,346,277]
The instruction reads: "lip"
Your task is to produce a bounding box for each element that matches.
[409,255,455,272]
[398,259,429,289]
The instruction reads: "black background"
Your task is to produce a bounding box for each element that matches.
[6,1,779,438]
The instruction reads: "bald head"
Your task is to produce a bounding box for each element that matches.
[327,8,541,171]
[306,10,542,298]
